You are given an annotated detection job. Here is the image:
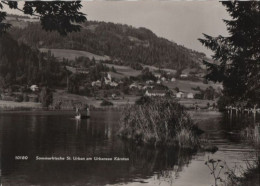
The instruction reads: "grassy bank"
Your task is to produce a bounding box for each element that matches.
[52,90,140,109]
[118,97,201,148]
[0,100,42,110]
[0,89,219,112]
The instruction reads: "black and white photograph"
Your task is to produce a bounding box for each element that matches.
[0,1,259,185]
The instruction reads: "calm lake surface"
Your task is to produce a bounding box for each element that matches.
[0,110,258,186]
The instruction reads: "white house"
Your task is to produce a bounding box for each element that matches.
[156,80,161,84]
[180,73,188,78]
[171,78,176,82]
[146,80,154,84]
[161,77,166,81]
[91,80,101,87]
[142,85,154,90]
[145,90,166,97]
[110,82,118,87]
[112,94,116,98]
[176,92,184,98]
[129,83,140,89]
[30,85,39,92]
[154,73,161,79]
[96,81,102,87]
[187,92,194,99]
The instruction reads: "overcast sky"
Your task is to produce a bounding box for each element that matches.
[5,1,231,57]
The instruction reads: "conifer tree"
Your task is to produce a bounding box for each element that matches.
[199,1,260,106]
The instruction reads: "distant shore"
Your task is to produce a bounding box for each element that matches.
[0,99,131,111]
[0,90,218,112]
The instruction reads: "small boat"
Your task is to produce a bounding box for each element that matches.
[75,108,90,120]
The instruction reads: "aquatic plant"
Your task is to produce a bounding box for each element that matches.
[240,125,260,146]
[118,97,200,148]
[205,157,240,186]
[205,158,225,186]
[205,155,260,186]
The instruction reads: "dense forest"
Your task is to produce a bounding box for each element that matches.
[9,20,207,71]
[0,34,67,88]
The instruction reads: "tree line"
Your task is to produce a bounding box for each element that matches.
[0,34,67,88]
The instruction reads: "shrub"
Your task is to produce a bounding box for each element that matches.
[130,62,143,70]
[203,79,208,84]
[119,97,200,148]
[23,94,29,102]
[39,87,53,107]
[100,100,113,106]
[194,93,203,99]
[33,96,39,103]
[217,95,232,111]
[111,66,117,73]
[15,95,23,102]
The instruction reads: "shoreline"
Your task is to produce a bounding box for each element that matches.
[0,100,42,111]
[0,99,219,112]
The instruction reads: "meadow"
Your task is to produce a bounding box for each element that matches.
[39,48,110,61]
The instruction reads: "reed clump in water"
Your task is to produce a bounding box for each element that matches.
[240,124,260,146]
[118,97,201,148]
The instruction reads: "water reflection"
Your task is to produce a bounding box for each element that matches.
[2,110,259,186]
[1,111,196,186]
[221,112,260,144]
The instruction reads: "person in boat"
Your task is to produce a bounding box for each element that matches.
[86,107,90,117]
[76,107,80,116]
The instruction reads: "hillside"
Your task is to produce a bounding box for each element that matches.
[0,18,222,109]
[9,20,209,72]
[39,48,110,61]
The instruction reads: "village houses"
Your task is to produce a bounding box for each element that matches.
[187,92,194,99]
[91,80,102,87]
[180,73,188,78]
[176,92,185,98]
[171,78,176,82]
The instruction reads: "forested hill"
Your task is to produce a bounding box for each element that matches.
[9,20,207,71]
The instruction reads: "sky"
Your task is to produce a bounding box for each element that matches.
[5,1,231,57]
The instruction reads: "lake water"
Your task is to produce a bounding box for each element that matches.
[0,110,258,186]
